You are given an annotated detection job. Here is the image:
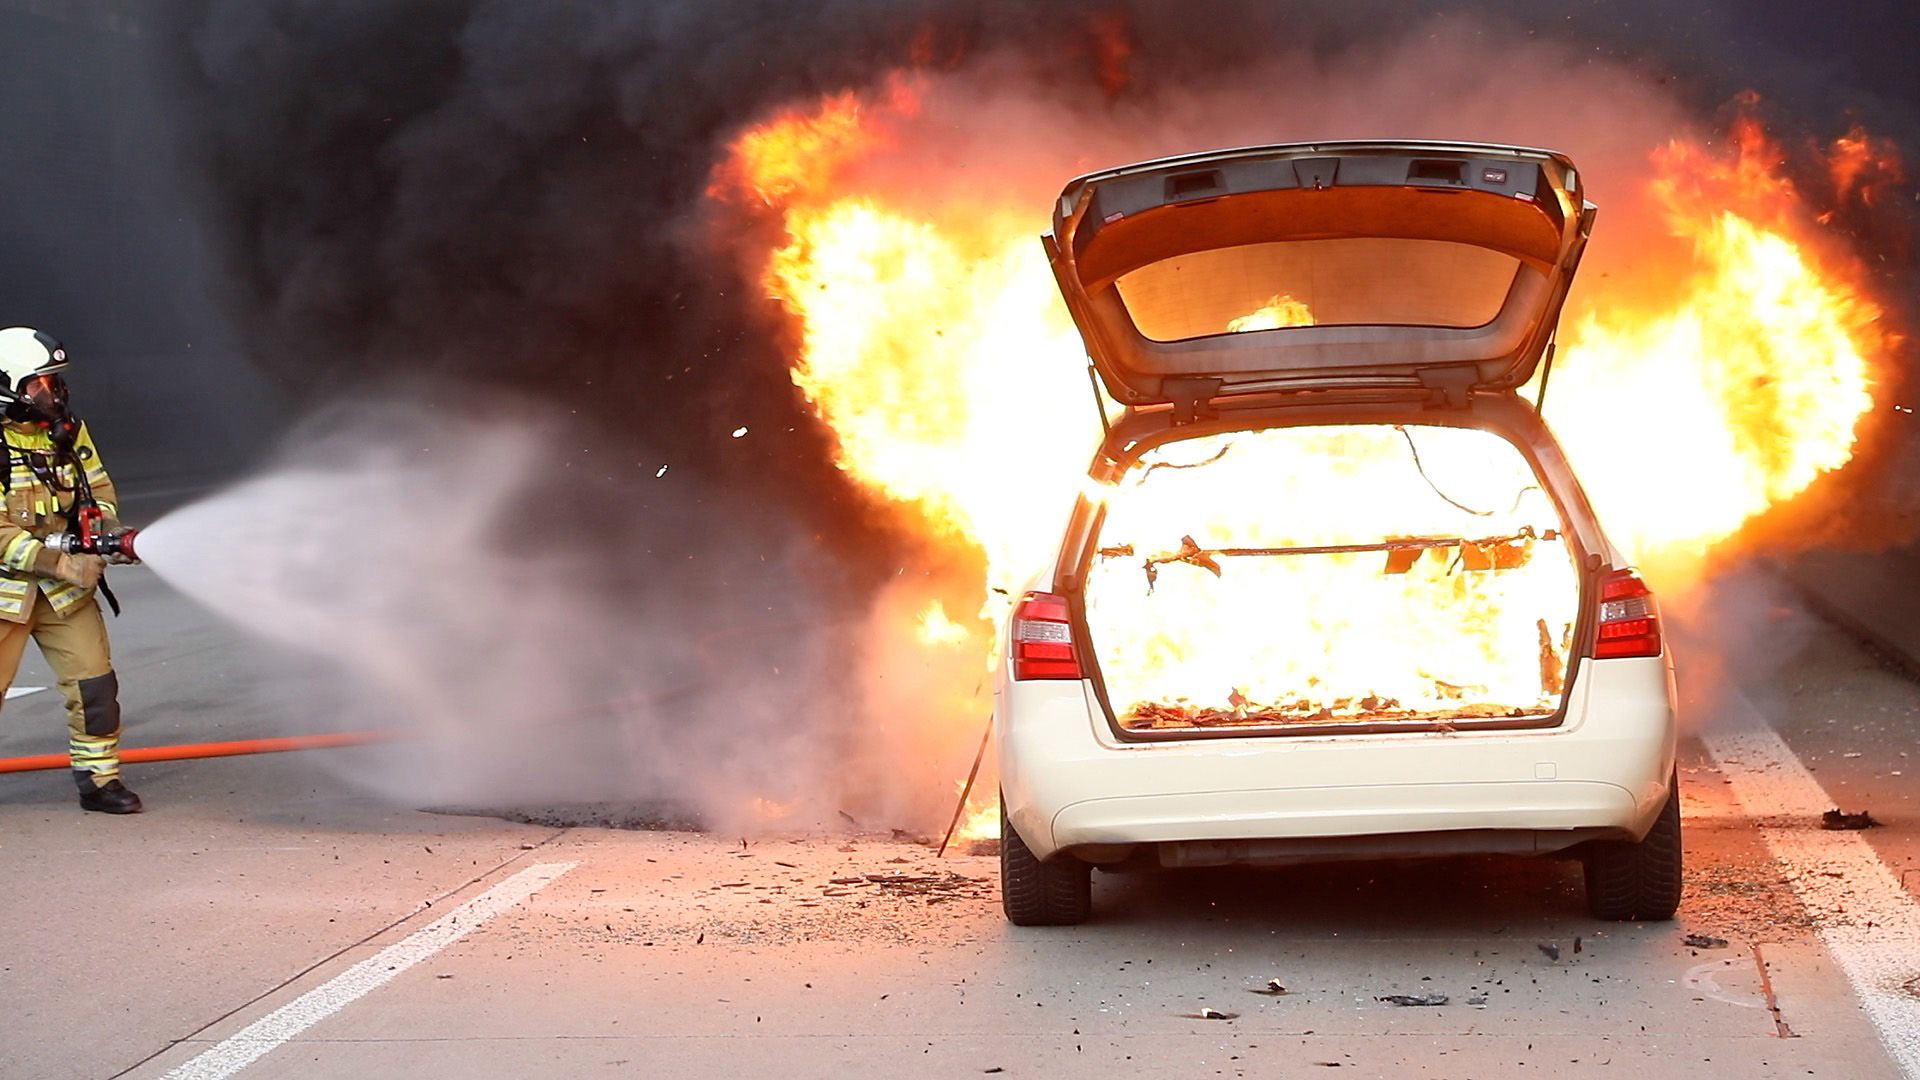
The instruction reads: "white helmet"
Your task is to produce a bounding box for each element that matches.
[0,327,70,422]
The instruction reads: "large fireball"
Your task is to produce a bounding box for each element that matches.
[709,50,1899,835]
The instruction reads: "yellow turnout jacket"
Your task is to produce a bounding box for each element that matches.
[0,420,118,622]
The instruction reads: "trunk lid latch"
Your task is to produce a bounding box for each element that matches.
[1166,376,1225,424]
[1417,367,1478,410]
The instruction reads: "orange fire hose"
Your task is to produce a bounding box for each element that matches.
[0,729,405,774]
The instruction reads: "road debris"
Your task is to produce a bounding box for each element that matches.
[1185,1008,1239,1020]
[1537,942,1561,961]
[1684,933,1730,949]
[1466,995,1488,1006]
[1822,808,1882,830]
[1377,994,1448,1007]
[1248,979,1289,997]
[862,871,990,898]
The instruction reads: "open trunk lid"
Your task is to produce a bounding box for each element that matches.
[1046,141,1595,408]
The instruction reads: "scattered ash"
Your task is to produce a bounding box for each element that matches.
[516,835,1000,950]
[426,801,706,832]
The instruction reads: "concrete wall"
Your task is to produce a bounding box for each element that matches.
[0,1,283,495]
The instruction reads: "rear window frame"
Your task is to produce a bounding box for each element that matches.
[1112,237,1526,344]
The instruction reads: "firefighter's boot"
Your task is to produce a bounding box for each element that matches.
[78,775,142,814]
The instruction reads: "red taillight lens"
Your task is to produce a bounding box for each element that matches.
[1594,568,1661,659]
[1012,591,1082,680]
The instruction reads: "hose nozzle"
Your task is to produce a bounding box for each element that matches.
[44,526,139,562]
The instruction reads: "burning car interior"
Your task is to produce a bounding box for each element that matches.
[1080,423,1582,734]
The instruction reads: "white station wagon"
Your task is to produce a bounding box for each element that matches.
[996,141,1679,925]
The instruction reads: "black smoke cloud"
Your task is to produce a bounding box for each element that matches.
[154,0,1916,444]
[148,0,1919,563]
[134,1,1919,822]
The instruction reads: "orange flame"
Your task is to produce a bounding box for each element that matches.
[1225,294,1316,333]
[1548,122,1888,571]
[713,79,1895,835]
[1828,124,1906,207]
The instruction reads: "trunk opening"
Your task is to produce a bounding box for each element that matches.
[1076,422,1583,736]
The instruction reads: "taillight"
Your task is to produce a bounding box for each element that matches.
[1594,568,1662,659]
[1012,591,1082,680]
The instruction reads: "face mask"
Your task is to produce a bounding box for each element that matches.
[9,374,79,447]
[20,373,69,419]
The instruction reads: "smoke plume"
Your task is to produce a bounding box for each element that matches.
[129,397,952,831]
[139,3,1917,822]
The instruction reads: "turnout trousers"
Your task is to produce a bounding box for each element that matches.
[0,591,120,790]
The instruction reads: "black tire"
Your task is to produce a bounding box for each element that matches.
[1584,775,1683,921]
[1000,796,1092,926]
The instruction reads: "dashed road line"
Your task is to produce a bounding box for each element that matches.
[1705,699,1920,1079]
[160,860,575,1080]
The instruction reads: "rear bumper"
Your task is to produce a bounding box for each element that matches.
[997,655,1675,862]
[1052,779,1637,851]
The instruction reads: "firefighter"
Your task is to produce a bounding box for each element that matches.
[0,327,140,813]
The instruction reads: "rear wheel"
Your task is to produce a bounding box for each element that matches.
[1000,796,1092,926]
[1583,775,1683,921]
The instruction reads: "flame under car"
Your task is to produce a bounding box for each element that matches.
[995,141,1679,926]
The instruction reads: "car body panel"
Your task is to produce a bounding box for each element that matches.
[996,654,1676,863]
[1046,140,1594,408]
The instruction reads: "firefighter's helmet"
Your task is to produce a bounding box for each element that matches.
[0,327,71,423]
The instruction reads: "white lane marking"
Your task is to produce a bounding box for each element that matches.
[4,686,45,699]
[162,861,575,1080]
[1705,707,1920,1079]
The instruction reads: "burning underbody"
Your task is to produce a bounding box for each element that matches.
[1082,424,1582,734]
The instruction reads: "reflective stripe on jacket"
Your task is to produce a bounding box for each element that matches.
[0,421,118,623]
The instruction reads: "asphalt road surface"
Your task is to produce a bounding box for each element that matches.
[3,569,1919,1080]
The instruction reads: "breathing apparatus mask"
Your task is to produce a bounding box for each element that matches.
[7,372,81,447]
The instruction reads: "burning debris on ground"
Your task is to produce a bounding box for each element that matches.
[1821,808,1884,830]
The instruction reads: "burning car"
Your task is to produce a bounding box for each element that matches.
[995,141,1679,925]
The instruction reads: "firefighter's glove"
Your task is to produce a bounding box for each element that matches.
[52,553,106,589]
